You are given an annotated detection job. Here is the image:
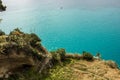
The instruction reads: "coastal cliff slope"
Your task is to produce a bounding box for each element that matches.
[0,29,52,79]
[0,29,120,80]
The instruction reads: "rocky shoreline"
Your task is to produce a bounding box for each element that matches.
[0,29,119,80]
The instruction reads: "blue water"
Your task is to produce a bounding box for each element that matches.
[0,0,120,65]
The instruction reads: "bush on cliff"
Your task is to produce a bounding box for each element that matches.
[82,51,93,61]
[51,51,61,63]
[50,48,66,65]
[56,48,66,60]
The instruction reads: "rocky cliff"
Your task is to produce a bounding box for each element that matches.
[0,29,52,79]
[0,29,120,80]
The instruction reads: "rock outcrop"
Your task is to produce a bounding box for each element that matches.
[0,28,52,78]
[0,29,119,80]
[0,0,6,11]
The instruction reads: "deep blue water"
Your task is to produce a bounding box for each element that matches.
[0,0,120,65]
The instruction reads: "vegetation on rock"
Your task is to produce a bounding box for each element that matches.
[82,51,94,61]
[0,28,51,79]
[0,29,119,80]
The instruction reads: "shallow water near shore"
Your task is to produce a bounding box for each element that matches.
[0,0,120,65]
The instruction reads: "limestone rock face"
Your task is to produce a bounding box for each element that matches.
[0,29,50,78]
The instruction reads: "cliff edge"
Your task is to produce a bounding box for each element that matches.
[0,29,120,80]
[0,29,52,79]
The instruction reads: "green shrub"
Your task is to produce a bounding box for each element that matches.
[82,51,93,61]
[51,51,61,61]
[50,51,62,65]
[50,48,66,65]
[56,48,66,60]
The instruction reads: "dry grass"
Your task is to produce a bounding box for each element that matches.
[46,59,120,80]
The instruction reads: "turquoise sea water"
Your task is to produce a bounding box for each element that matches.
[0,0,120,65]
